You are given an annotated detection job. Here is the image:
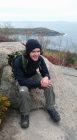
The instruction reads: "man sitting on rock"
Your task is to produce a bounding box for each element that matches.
[13,39,60,128]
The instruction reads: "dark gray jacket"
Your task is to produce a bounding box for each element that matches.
[13,55,50,88]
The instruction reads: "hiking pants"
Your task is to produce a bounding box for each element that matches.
[11,74,55,115]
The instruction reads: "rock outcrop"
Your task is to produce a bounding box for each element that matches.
[0,42,77,140]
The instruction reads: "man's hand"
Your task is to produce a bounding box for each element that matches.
[41,76,52,88]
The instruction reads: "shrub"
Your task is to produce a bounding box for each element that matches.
[65,52,76,66]
[0,35,17,42]
[0,95,10,127]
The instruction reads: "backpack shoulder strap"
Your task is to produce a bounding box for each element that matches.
[38,56,42,70]
[21,55,28,73]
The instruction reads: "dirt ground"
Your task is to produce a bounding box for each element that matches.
[0,64,77,140]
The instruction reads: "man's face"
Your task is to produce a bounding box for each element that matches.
[29,48,41,61]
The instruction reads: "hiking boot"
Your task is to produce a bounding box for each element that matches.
[21,115,29,128]
[47,107,60,122]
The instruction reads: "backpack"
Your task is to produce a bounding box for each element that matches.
[8,51,22,66]
[7,51,28,76]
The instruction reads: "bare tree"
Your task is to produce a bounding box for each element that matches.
[36,34,50,52]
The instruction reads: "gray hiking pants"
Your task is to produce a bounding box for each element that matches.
[11,74,55,115]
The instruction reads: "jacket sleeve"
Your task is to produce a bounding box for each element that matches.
[39,56,50,79]
[13,57,41,88]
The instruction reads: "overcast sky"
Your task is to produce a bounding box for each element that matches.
[0,0,77,22]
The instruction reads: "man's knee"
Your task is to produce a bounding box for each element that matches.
[19,86,28,93]
[18,86,30,98]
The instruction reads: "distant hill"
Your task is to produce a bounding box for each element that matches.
[29,27,63,36]
[0,27,63,36]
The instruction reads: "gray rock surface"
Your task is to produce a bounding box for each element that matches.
[0,42,77,140]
